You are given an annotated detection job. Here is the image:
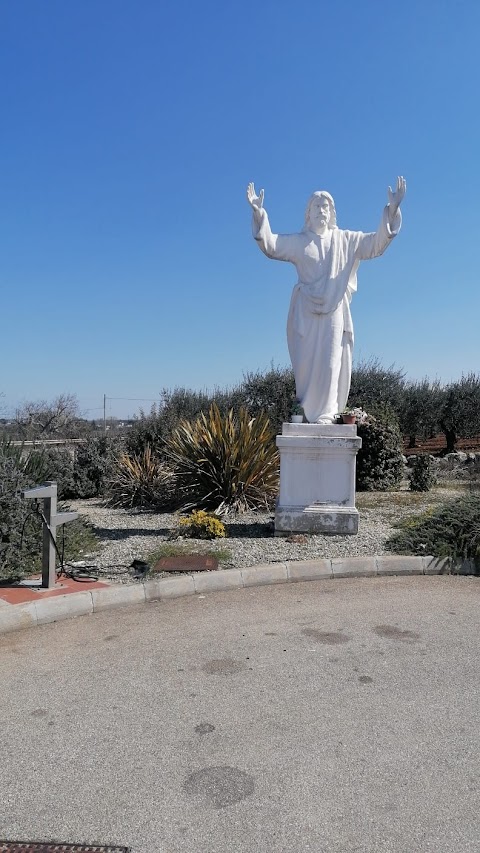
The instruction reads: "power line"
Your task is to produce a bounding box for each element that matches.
[104,397,161,402]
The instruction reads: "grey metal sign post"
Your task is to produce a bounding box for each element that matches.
[22,481,78,589]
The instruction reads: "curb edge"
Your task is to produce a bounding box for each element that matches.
[0,555,471,635]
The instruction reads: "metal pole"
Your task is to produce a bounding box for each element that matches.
[22,482,78,589]
[42,481,57,588]
[103,394,107,434]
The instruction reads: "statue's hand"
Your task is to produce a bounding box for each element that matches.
[387,176,406,217]
[247,182,264,211]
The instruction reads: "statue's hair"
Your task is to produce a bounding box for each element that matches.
[303,191,337,231]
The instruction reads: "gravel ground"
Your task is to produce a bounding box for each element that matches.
[67,498,395,583]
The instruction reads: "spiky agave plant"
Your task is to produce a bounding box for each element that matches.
[107,446,178,509]
[165,403,279,514]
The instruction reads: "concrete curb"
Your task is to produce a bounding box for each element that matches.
[0,555,471,636]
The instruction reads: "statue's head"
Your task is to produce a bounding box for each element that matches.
[304,191,337,233]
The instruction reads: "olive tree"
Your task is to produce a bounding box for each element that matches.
[439,373,480,453]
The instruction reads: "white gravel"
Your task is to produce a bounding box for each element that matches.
[67,498,394,583]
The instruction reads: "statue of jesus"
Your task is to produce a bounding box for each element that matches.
[247,178,406,424]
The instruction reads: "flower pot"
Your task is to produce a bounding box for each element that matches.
[291,415,303,423]
[341,414,356,424]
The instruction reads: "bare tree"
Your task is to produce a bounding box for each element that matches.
[14,393,82,440]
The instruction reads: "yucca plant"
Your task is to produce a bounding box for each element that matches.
[0,438,50,483]
[165,403,279,514]
[107,446,178,509]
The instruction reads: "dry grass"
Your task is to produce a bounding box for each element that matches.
[144,542,232,566]
[356,480,479,525]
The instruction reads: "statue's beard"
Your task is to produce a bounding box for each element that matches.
[311,219,329,234]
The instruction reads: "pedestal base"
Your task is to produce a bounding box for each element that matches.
[275,505,359,535]
[274,423,362,537]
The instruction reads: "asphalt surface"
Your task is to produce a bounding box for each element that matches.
[1,575,479,853]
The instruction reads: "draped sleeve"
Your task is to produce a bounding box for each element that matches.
[351,205,402,261]
[252,207,301,263]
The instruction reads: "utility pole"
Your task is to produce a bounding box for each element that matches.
[103,394,107,434]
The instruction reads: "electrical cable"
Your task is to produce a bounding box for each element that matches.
[20,501,148,585]
[41,505,149,581]
[33,504,101,582]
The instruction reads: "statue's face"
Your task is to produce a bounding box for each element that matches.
[309,195,331,231]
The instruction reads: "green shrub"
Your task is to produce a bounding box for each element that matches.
[356,418,404,491]
[0,440,98,581]
[107,446,179,510]
[349,358,406,414]
[41,447,76,498]
[125,403,169,458]
[70,435,119,498]
[165,403,279,514]
[386,494,480,570]
[30,436,120,501]
[239,365,296,435]
[0,445,40,580]
[179,510,227,539]
[409,455,437,492]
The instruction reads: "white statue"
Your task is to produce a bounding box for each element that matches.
[247,178,406,424]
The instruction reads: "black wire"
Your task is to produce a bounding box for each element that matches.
[30,503,144,583]
[33,504,100,583]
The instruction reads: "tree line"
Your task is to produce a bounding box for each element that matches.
[2,360,480,454]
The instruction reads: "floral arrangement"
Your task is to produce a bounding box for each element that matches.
[339,407,369,424]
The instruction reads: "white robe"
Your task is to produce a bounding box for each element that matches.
[252,206,402,423]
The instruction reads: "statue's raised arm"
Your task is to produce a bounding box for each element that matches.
[387,176,406,228]
[247,182,265,219]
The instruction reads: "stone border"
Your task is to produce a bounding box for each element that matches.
[0,555,474,636]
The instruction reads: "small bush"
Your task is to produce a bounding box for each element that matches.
[41,447,76,498]
[386,494,480,570]
[179,510,227,539]
[409,455,437,492]
[0,440,99,581]
[0,447,40,580]
[71,435,119,498]
[356,418,404,491]
[107,447,179,510]
[34,436,120,500]
[165,403,279,514]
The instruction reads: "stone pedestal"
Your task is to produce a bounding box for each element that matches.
[274,423,362,536]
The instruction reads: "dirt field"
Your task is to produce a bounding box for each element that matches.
[403,434,480,455]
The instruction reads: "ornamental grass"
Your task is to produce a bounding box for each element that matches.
[107,446,178,510]
[165,403,279,515]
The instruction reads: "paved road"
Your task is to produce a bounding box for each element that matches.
[1,575,480,853]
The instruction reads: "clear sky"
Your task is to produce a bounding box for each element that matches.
[1,0,479,419]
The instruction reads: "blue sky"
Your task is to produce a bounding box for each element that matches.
[1,0,479,419]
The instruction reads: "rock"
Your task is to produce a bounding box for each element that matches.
[445,452,468,465]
